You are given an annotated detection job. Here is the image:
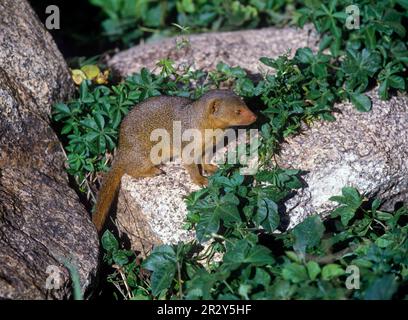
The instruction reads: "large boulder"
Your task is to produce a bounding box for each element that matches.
[278,90,408,227]
[107,27,408,252]
[0,0,99,299]
[107,25,318,77]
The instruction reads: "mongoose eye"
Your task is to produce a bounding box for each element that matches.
[235,109,242,115]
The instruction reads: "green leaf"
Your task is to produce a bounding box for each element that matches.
[319,35,333,52]
[217,193,241,224]
[54,103,71,115]
[342,49,381,92]
[375,234,394,248]
[81,118,98,131]
[258,199,280,232]
[267,279,294,299]
[307,261,321,281]
[364,275,398,300]
[259,57,275,67]
[94,113,105,130]
[350,93,372,112]
[286,251,302,263]
[342,187,363,208]
[252,268,271,287]
[330,187,363,225]
[282,263,309,283]
[112,250,129,266]
[375,211,394,222]
[378,80,389,100]
[352,258,373,269]
[331,206,356,226]
[145,5,163,27]
[397,0,408,9]
[364,26,376,50]
[196,212,220,243]
[143,245,177,270]
[185,269,216,300]
[101,230,119,253]
[295,47,314,64]
[245,245,275,266]
[238,284,251,300]
[142,245,177,296]
[293,216,325,255]
[371,199,381,212]
[321,264,344,280]
[185,0,197,12]
[223,241,275,270]
[388,75,405,90]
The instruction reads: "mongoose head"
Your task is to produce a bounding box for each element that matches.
[202,90,257,128]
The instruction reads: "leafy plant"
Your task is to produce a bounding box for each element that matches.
[88,0,298,46]
[102,230,152,299]
[296,0,408,100]
[103,189,407,299]
[53,79,138,189]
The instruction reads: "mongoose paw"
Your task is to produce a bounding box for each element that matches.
[193,175,208,187]
[203,164,218,174]
[155,167,165,176]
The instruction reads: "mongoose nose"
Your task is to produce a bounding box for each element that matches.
[247,112,257,123]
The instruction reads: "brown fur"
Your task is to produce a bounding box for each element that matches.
[92,90,256,232]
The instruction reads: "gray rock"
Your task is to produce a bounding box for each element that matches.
[106,27,407,251]
[0,0,99,299]
[278,90,408,228]
[116,165,199,253]
[107,25,318,77]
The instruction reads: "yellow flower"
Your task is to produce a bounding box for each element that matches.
[95,70,110,84]
[81,64,101,80]
[71,69,87,85]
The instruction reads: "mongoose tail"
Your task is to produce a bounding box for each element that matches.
[92,163,124,232]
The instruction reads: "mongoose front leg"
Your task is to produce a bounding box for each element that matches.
[184,163,208,186]
[201,134,222,174]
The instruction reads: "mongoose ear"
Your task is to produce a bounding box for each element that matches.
[208,99,220,114]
